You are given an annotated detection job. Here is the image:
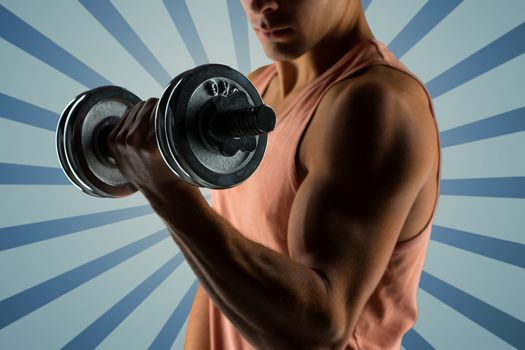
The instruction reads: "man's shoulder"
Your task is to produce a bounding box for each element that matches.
[323,65,429,118]
[247,64,273,82]
[303,64,437,175]
[314,65,433,139]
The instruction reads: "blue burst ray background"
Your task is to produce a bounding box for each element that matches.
[0,1,524,349]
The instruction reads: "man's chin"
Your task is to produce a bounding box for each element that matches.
[263,44,304,62]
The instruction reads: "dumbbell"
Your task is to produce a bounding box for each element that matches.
[56,64,276,198]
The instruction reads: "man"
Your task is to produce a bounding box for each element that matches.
[107,0,440,349]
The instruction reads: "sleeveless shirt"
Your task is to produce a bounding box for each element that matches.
[207,38,441,350]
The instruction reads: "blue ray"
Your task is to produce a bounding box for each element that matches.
[0,93,58,131]
[0,4,110,88]
[0,163,70,185]
[440,107,525,148]
[0,205,152,251]
[149,279,199,349]
[427,22,525,98]
[431,225,525,268]
[440,177,525,198]
[362,0,372,11]
[420,272,525,349]
[227,0,251,74]
[388,0,463,58]
[402,328,435,350]
[79,0,171,87]
[162,0,209,65]
[62,253,185,350]
[0,229,168,329]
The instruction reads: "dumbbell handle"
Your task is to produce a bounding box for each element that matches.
[92,102,276,164]
[208,104,275,139]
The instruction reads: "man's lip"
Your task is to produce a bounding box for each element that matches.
[257,27,291,34]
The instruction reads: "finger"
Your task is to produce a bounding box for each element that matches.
[126,99,156,148]
[128,97,157,148]
[146,99,160,150]
[129,98,157,138]
[108,102,139,141]
[115,101,144,143]
[149,98,158,132]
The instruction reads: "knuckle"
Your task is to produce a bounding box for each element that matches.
[124,133,134,146]
[115,129,127,144]
[125,131,140,147]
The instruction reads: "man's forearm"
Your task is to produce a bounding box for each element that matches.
[153,198,337,348]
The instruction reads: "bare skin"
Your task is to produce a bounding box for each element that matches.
[107,0,439,349]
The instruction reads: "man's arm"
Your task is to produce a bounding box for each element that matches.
[182,66,273,349]
[286,76,437,343]
[154,76,437,349]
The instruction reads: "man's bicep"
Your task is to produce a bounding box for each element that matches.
[287,168,424,336]
[286,81,435,334]
[287,171,408,288]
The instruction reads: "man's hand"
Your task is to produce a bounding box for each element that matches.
[106,98,207,227]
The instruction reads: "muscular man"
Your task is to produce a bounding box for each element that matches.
[107,0,440,349]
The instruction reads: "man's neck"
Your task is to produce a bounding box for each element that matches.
[274,10,373,99]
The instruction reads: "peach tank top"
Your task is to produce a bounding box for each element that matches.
[208,38,441,350]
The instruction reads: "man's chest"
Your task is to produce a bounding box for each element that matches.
[261,79,332,184]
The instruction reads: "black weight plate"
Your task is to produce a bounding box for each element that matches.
[156,67,201,186]
[60,86,141,197]
[164,64,268,189]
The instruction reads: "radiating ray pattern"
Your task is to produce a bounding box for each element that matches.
[0,205,152,251]
[388,0,463,59]
[440,177,525,199]
[149,279,199,349]
[0,92,58,131]
[0,4,110,88]
[227,0,251,74]
[0,0,524,348]
[162,0,209,66]
[78,0,171,87]
[426,21,525,98]
[0,229,169,329]
[0,163,69,185]
[440,107,525,148]
[62,253,185,350]
[431,225,525,269]
[362,0,372,11]
[401,328,435,350]
[420,272,525,349]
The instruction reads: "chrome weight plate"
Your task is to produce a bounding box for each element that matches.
[56,86,141,197]
[155,68,200,186]
[157,64,268,189]
[57,91,92,193]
